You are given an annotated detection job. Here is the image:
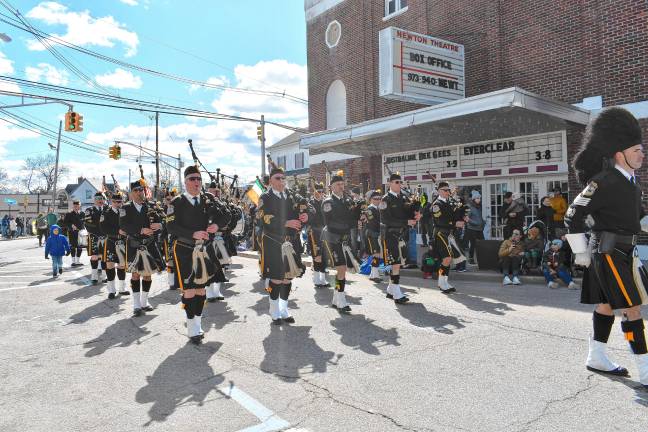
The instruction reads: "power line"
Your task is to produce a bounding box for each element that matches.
[0,11,308,104]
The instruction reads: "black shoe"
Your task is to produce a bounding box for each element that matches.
[91,279,98,285]
[283,316,295,324]
[133,308,143,317]
[207,297,217,303]
[142,305,154,312]
[102,278,108,283]
[119,291,130,296]
[53,272,58,278]
[386,293,393,299]
[394,296,410,304]
[169,286,177,290]
[190,335,202,345]
[272,318,283,325]
[338,305,352,313]
[108,293,116,300]
[215,296,225,301]
[440,288,456,295]
[370,277,382,283]
[586,365,629,377]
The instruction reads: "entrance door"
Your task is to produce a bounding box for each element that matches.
[486,181,511,239]
[517,180,540,228]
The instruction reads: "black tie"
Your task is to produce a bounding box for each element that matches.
[630,176,636,185]
[193,196,198,206]
[280,193,285,200]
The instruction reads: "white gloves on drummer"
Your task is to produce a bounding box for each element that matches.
[566,233,592,268]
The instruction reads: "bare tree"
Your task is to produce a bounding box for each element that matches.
[0,167,8,192]
[21,154,69,193]
[146,164,178,194]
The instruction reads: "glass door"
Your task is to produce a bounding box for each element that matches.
[516,180,540,228]
[486,181,512,239]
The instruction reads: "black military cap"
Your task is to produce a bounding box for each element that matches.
[111,191,124,201]
[330,170,344,185]
[269,166,285,178]
[369,190,381,199]
[389,172,402,182]
[130,180,144,191]
[184,165,200,178]
[437,181,450,189]
[72,200,80,205]
[93,192,105,200]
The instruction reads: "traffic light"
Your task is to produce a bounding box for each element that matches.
[108,145,121,160]
[256,124,264,141]
[64,111,83,132]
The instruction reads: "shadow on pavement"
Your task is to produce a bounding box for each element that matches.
[69,297,125,323]
[150,289,181,308]
[313,287,363,308]
[251,278,267,294]
[54,283,99,303]
[84,314,156,357]
[446,292,515,316]
[203,301,241,331]
[136,341,224,426]
[395,302,466,334]
[220,282,241,298]
[260,325,341,382]
[330,314,400,355]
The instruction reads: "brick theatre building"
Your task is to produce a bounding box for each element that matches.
[300,0,648,239]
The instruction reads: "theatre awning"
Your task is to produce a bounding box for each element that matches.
[300,87,590,156]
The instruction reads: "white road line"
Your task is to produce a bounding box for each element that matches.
[218,385,290,432]
[0,281,67,292]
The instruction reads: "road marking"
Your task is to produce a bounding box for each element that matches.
[0,281,67,292]
[218,385,290,432]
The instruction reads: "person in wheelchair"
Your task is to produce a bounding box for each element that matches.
[543,239,578,290]
[498,229,526,285]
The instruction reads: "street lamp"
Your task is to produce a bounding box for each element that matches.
[0,33,12,43]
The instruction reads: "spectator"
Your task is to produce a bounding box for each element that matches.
[536,196,556,240]
[464,190,485,264]
[36,213,49,246]
[44,224,70,278]
[8,217,17,239]
[46,208,58,229]
[1,215,8,238]
[16,217,24,237]
[523,226,544,269]
[501,192,528,238]
[549,188,568,236]
[543,239,577,289]
[498,229,525,285]
[419,193,431,246]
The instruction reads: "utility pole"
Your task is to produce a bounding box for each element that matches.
[128,169,131,190]
[155,111,160,197]
[51,120,62,210]
[260,114,266,177]
[177,153,184,193]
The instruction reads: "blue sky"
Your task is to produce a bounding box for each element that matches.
[0,0,307,189]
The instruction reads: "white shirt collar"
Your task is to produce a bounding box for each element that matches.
[133,201,143,212]
[183,191,200,204]
[437,196,447,202]
[615,164,635,182]
[270,188,285,198]
[368,203,377,209]
[389,190,399,197]
[332,193,343,200]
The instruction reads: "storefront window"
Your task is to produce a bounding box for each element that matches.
[518,181,540,228]
[489,182,509,239]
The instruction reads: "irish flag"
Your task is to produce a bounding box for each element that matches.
[246,178,265,205]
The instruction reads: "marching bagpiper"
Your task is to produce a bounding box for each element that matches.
[100,191,130,299]
[206,180,232,303]
[85,192,109,284]
[308,181,329,288]
[321,170,361,312]
[63,200,85,267]
[257,166,307,324]
[167,166,220,343]
[120,180,164,317]
[364,190,383,282]
[431,181,463,294]
[565,107,648,389]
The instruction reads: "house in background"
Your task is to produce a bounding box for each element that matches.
[64,177,99,209]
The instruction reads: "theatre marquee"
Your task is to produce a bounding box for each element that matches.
[379,27,465,105]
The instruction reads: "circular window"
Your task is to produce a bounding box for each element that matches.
[325,20,341,48]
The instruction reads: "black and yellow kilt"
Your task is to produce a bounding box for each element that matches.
[87,233,104,257]
[102,236,119,263]
[68,229,80,248]
[382,228,408,265]
[322,230,355,269]
[308,227,323,259]
[365,230,381,256]
[126,237,164,274]
[432,229,460,260]
[582,245,647,309]
[172,239,216,289]
[260,233,304,280]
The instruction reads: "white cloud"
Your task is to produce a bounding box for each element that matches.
[0,50,14,75]
[95,68,143,89]
[26,2,139,57]
[189,75,230,93]
[0,123,40,158]
[25,63,69,85]
[119,0,138,5]
[210,60,308,122]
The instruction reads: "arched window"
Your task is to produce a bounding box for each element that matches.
[326,80,347,129]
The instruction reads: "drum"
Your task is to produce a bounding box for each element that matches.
[78,229,89,247]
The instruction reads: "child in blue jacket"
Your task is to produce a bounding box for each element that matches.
[45,224,70,277]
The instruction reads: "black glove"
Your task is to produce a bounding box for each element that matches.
[45,255,49,260]
[66,250,71,256]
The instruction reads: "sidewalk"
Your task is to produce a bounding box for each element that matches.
[236,250,575,285]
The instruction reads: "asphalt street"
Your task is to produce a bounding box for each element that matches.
[1,237,647,432]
